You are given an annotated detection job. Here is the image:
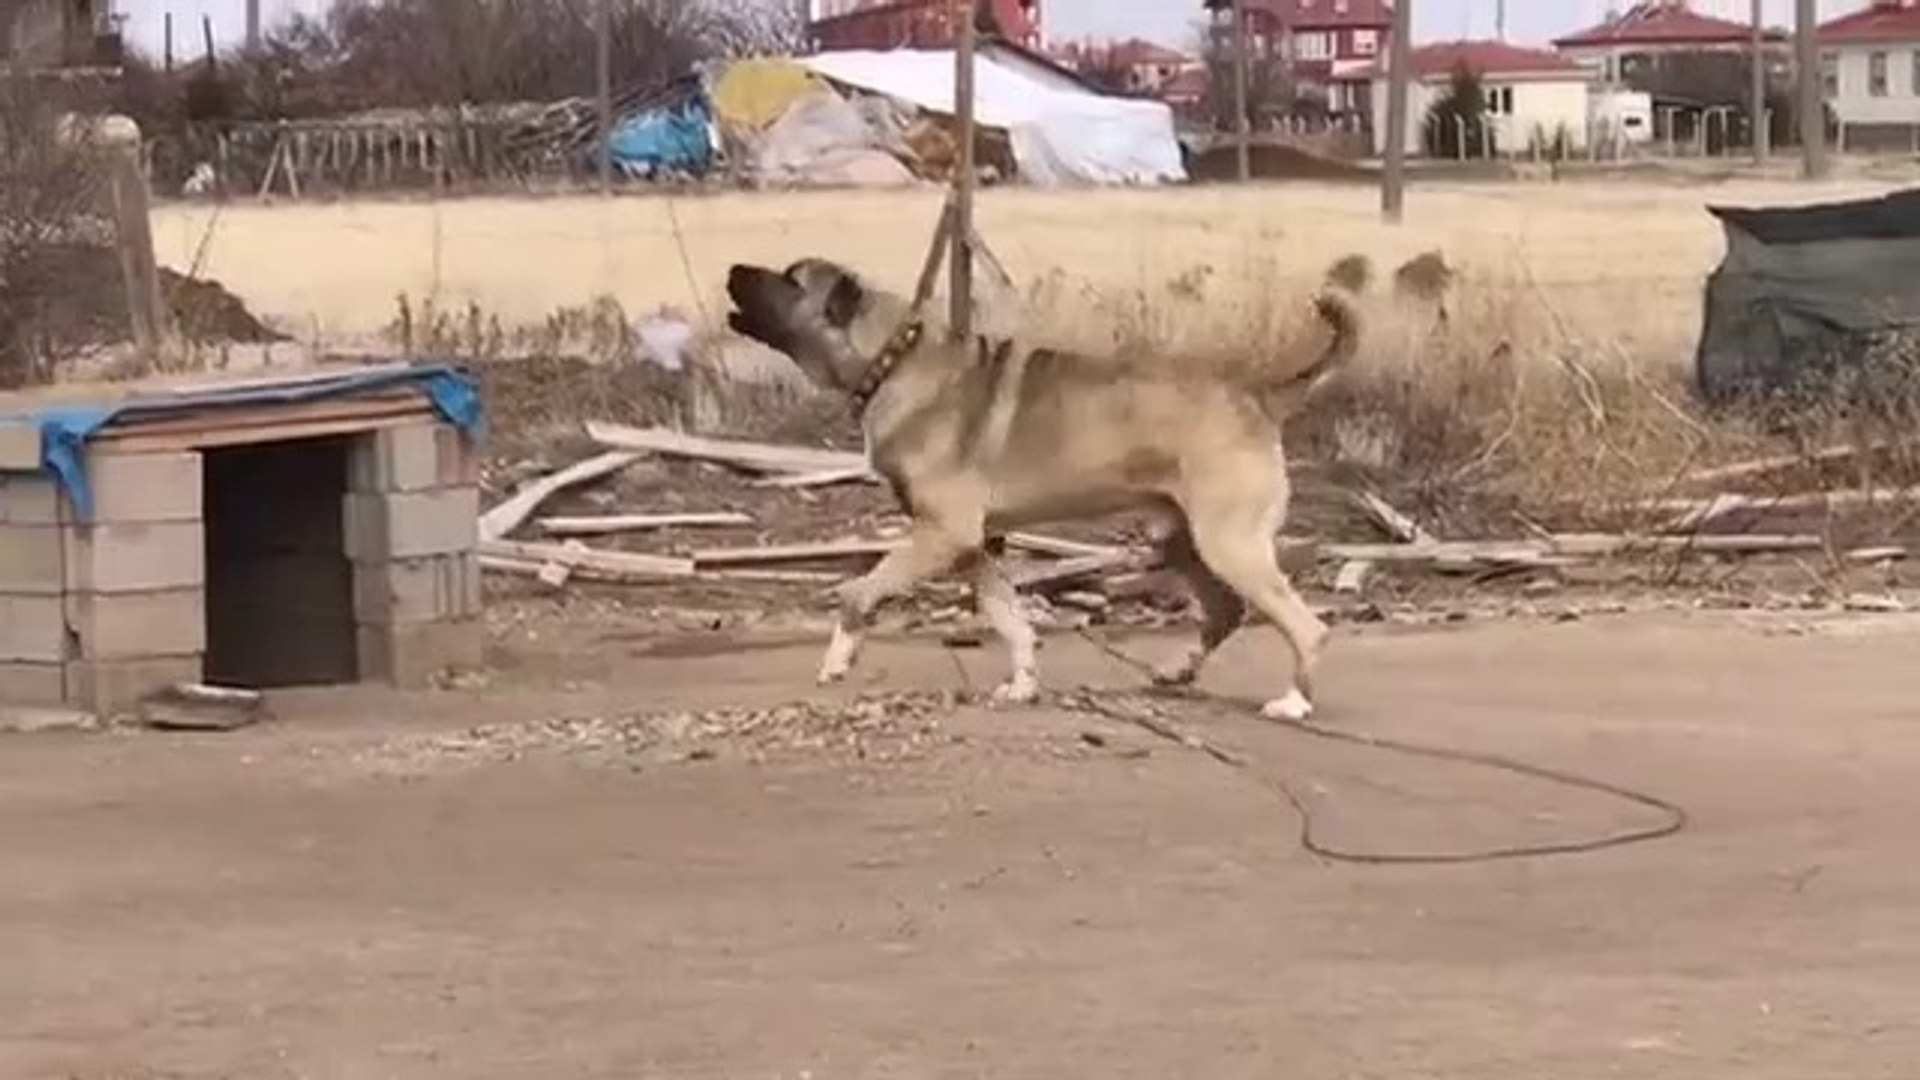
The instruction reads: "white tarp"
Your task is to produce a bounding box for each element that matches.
[795,49,1188,187]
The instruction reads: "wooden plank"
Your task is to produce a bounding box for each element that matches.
[1010,550,1140,590]
[751,466,878,489]
[96,394,428,440]
[92,411,425,454]
[1682,442,1906,488]
[479,538,694,578]
[536,511,754,536]
[1003,532,1127,560]
[1347,489,1437,545]
[478,450,643,542]
[691,537,897,569]
[586,420,866,475]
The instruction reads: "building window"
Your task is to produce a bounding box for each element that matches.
[1294,31,1332,61]
[1487,85,1514,115]
[1352,28,1379,56]
[1870,51,1889,96]
[1821,51,1838,98]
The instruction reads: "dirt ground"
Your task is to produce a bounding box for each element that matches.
[5,605,1920,1079]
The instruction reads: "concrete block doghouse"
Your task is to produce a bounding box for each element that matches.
[0,363,485,719]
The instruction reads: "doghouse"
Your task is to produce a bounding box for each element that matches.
[0,363,485,719]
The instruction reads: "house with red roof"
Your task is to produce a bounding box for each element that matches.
[1367,40,1595,157]
[1553,0,1788,86]
[1818,0,1920,148]
[1217,0,1393,119]
[1053,37,1194,96]
[807,0,1042,52]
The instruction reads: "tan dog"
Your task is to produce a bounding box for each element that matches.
[725,258,1360,721]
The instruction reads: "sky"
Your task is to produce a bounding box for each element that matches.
[118,0,1873,59]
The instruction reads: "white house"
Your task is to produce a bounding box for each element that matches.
[1368,40,1595,158]
[1820,0,1920,150]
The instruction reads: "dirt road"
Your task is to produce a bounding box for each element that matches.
[4,611,1919,1079]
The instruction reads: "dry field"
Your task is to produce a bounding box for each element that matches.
[151,175,1901,358]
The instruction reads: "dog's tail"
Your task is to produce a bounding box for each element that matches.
[1260,284,1362,419]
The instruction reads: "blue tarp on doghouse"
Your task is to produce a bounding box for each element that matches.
[608,96,714,176]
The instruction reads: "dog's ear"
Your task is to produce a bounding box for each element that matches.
[824,273,864,328]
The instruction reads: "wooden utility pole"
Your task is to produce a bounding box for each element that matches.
[244,0,260,50]
[1796,0,1826,179]
[1381,0,1411,221]
[1750,0,1767,162]
[596,0,613,195]
[1232,0,1250,182]
[163,11,174,72]
[949,0,978,338]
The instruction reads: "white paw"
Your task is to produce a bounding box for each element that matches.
[990,676,1040,706]
[816,666,849,687]
[1261,688,1315,723]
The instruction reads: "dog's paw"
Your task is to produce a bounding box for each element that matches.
[989,677,1040,707]
[816,663,851,687]
[1261,688,1315,724]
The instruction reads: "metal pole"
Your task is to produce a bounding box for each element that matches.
[1232,0,1250,182]
[1495,0,1505,41]
[597,0,613,195]
[949,0,977,339]
[163,11,173,72]
[245,0,260,50]
[1750,0,1767,162]
[1381,0,1411,221]
[1796,0,1826,179]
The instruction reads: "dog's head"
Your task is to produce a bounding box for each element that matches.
[725,257,916,393]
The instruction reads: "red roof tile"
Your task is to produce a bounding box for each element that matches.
[1373,40,1590,80]
[1820,0,1920,44]
[1553,1,1784,48]
[1250,0,1394,30]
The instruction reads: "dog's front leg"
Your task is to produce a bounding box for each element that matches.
[973,554,1038,705]
[819,527,970,686]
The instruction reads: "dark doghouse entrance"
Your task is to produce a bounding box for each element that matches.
[203,436,358,688]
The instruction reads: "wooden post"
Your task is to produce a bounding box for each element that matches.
[1796,0,1826,179]
[163,12,174,72]
[1750,0,1767,162]
[245,0,260,50]
[948,0,977,340]
[596,0,614,195]
[1380,0,1411,222]
[1232,0,1250,182]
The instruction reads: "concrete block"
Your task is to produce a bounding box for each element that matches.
[349,424,480,493]
[357,617,483,688]
[83,450,202,523]
[65,655,203,718]
[0,525,64,594]
[63,522,205,593]
[0,422,39,470]
[65,588,206,661]
[343,487,478,561]
[0,594,67,662]
[0,474,61,525]
[0,662,69,707]
[354,553,482,624]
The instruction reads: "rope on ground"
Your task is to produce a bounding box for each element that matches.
[1057,626,1688,867]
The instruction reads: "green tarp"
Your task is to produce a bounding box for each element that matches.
[1695,188,1920,406]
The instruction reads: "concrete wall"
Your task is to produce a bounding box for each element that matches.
[1830,44,1920,128]
[0,420,483,720]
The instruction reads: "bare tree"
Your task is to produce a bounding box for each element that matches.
[0,75,110,386]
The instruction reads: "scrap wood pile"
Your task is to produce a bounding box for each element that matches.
[474,421,1916,618]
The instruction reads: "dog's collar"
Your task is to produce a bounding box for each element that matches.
[849,317,925,411]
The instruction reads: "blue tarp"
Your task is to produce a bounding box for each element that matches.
[607,97,714,175]
[0,363,483,522]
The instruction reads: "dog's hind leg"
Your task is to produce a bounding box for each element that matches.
[1182,473,1329,722]
[1151,521,1246,688]
[819,523,974,686]
[973,547,1039,704]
